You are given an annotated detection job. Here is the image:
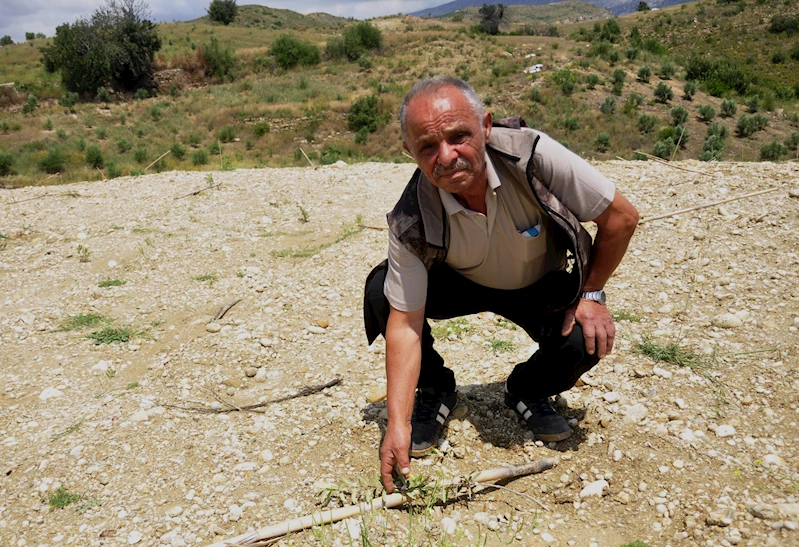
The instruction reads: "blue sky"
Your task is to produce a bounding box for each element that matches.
[0,0,443,43]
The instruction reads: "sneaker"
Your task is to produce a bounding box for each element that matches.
[504,384,572,442]
[410,388,458,457]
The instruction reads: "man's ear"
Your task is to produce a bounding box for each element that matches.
[402,142,413,158]
[483,111,493,140]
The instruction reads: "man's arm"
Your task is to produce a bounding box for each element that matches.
[562,190,639,357]
[380,305,425,493]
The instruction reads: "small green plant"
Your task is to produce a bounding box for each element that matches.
[736,114,768,137]
[59,313,109,331]
[585,74,600,90]
[117,138,133,154]
[700,134,725,161]
[745,95,760,113]
[653,138,676,159]
[170,142,187,160]
[192,149,209,165]
[563,117,580,131]
[22,94,38,115]
[637,114,657,133]
[654,82,674,103]
[85,145,104,169]
[0,149,14,176]
[594,132,611,152]
[88,326,136,345]
[633,335,705,369]
[217,125,236,143]
[298,205,310,222]
[59,92,79,109]
[552,69,577,95]
[98,279,126,288]
[126,381,140,389]
[47,487,83,509]
[431,317,473,339]
[659,61,676,80]
[354,127,369,144]
[683,80,697,100]
[77,244,91,263]
[697,104,716,122]
[96,86,111,103]
[150,105,163,120]
[134,88,149,100]
[348,95,386,133]
[623,92,644,114]
[620,542,651,547]
[56,128,67,140]
[133,148,148,163]
[253,122,270,137]
[600,96,617,115]
[95,128,107,140]
[187,133,202,147]
[488,339,515,352]
[670,105,688,126]
[43,118,53,131]
[785,131,799,151]
[760,140,787,161]
[612,310,641,322]
[707,123,728,139]
[192,273,218,283]
[720,99,737,117]
[637,65,652,83]
[38,148,67,174]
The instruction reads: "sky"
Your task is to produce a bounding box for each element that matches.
[0,0,445,43]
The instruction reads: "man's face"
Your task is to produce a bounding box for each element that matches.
[403,87,492,196]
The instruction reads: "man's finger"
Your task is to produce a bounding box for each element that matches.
[380,452,396,493]
[595,325,607,358]
[582,323,596,355]
[396,451,411,481]
[606,323,616,355]
[561,308,576,337]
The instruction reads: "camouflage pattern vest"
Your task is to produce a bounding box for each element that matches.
[386,118,594,310]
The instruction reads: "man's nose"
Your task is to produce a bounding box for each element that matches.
[438,141,458,166]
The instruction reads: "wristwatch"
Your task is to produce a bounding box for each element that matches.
[581,290,607,305]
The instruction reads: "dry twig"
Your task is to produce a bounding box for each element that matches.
[633,151,707,174]
[299,148,315,167]
[639,187,780,224]
[209,298,242,323]
[174,182,223,200]
[145,150,171,172]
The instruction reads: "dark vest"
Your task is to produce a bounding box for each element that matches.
[386,118,594,310]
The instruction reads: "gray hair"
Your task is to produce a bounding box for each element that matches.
[399,77,485,141]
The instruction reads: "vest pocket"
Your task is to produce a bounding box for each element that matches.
[513,222,548,264]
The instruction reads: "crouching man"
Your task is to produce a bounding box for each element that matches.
[363,77,639,492]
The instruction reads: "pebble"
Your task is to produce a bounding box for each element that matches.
[789,188,799,198]
[441,517,457,535]
[278,456,290,465]
[366,385,387,404]
[602,391,620,403]
[228,504,242,521]
[206,322,222,333]
[283,498,297,510]
[451,404,468,419]
[244,367,258,378]
[653,367,673,379]
[613,449,623,461]
[39,387,64,401]
[315,319,330,328]
[259,338,272,347]
[712,313,743,329]
[541,532,556,543]
[165,505,183,517]
[260,449,274,462]
[624,404,648,424]
[127,531,143,545]
[307,326,326,334]
[761,454,785,467]
[715,424,736,437]
[222,377,242,388]
[579,480,609,498]
[673,459,685,469]
[130,410,149,422]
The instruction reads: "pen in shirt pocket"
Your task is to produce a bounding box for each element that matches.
[519,223,541,238]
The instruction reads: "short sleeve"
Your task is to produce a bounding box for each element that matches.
[533,133,616,222]
[384,230,428,312]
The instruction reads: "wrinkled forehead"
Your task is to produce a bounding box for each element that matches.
[406,86,481,125]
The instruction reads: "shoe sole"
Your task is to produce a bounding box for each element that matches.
[409,445,436,458]
[533,429,572,442]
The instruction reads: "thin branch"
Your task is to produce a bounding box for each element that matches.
[174,182,223,200]
[358,223,388,231]
[210,297,242,323]
[10,193,53,205]
[633,151,707,174]
[145,150,171,172]
[669,126,685,162]
[299,148,315,167]
[639,187,780,224]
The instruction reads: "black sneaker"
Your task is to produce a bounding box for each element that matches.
[504,383,572,442]
[410,388,458,458]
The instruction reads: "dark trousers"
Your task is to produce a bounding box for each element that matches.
[363,261,600,399]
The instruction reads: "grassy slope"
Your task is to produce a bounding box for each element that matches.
[448,1,612,25]
[1,0,798,188]
[189,4,350,29]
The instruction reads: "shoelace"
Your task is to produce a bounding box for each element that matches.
[528,397,557,417]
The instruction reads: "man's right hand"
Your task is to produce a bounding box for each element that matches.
[379,421,411,493]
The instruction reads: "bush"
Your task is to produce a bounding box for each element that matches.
[0,36,14,46]
[207,0,238,25]
[720,98,737,117]
[623,93,644,114]
[653,138,676,159]
[552,69,576,96]
[791,43,799,61]
[43,118,53,131]
[170,142,187,159]
[626,47,639,61]
[85,145,104,168]
[637,114,657,133]
[772,50,786,64]
[760,140,787,161]
[612,68,625,85]
[59,92,80,109]
[736,114,768,137]
[697,104,716,122]
[700,135,725,161]
[707,123,728,139]
[563,117,580,131]
[253,122,270,137]
[671,105,688,126]
[192,149,209,165]
[134,88,149,100]
[661,125,690,148]
[654,82,673,103]
[187,133,202,148]
[117,138,133,153]
[106,162,122,179]
[745,95,759,113]
[133,148,148,163]
[637,65,651,83]
[343,22,383,61]
[217,125,236,143]
[348,95,385,133]
[683,81,697,100]
[768,15,799,35]
[39,149,67,173]
[785,131,799,151]
[0,150,14,176]
[40,0,161,94]
[270,34,320,70]
[198,37,236,79]
[354,127,369,144]
[659,62,676,80]
[600,96,617,115]
[325,37,347,61]
[594,133,611,152]
[684,57,749,96]
[585,74,600,90]
[150,105,162,120]
[96,86,111,103]
[96,128,107,140]
[22,94,37,115]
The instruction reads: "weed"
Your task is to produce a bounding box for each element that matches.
[193,273,218,283]
[59,313,109,331]
[487,339,515,352]
[432,317,473,339]
[612,310,641,322]
[105,368,117,378]
[620,542,651,547]
[218,125,236,143]
[77,244,91,263]
[51,418,84,440]
[192,149,209,165]
[633,335,705,369]
[595,132,611,152]
[170,142,187,160]
[298,204,310,223]
[87,326,137,345]
[99,278,126,288]
[47,487,83,509]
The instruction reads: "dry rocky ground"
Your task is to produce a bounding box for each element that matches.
[1,159,798,547]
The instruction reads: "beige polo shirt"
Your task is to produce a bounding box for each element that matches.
[384,132,615,312]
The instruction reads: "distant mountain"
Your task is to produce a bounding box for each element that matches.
[410,0,695,18]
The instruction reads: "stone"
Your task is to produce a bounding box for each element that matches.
[130,410,149,422]
[39,387,64,401]
[451,404,468,419]
[712,313,743,329]
[127,531,143,544]
[165,505,183,517]
[259,338,272,347]
[206,323,222,333]
[307,326,326,334]
[715,424,736,437]
[706,509,734,527]
[244,367,258,378]
[316,319,330,329]
[278,456,290,465]
[653,367,673,379]
[260,449,274,462]
[233,462,258,472]
[441,517,457,535]
[602,391,620,403]
[541,532,556,543]
[228,504,243,521]
[624,404,648,424]
[761,454,785,467]
[579,480,609,498]
[366,385,387,404]
[789,188,799,198]
[222,377,242,388]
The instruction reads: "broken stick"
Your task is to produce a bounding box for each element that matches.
[639,187,780,224]
[174,182,223,200]
[208,459,557,547]
[144,150,171,172]
[209,297,242,323]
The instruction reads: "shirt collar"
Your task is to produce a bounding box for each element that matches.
[438,153,501,216]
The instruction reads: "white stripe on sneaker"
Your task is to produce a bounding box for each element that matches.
[436,414,445,424]
[516,401,527,415]
[439,405,451,418]
[523,410,532,420]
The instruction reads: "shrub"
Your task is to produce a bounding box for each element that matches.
[661,125,690,148]
[707,123,728,139]
[745,95,759,113]
[594,133,611,152]
[106,162,122,178]
[96,86,111,103]
[325,36,347,61]
[637,65,651,83]
[343,22,383,61]
[683,81,697,100]
[57,129,68,140]
[608,51,620,65]
[22,94,37,115]
[59,92,79,109]
[600,96,617,115]
[785,131,799,151]
[552,69,576,96]
[354,127,369,144]
[697,104,716,122]
[0,36,14,46]
[198,37,236,79]
[685,57,749,96]
[348,95,385,133]
[585,74,599,90]
[791,43,799,61]
[720,99,737,117]
[760,140,787,161]
[700,135,725,161]
[170,142,186,159]
[653,138,676,159]
[26,32,36,41]
[626,47,639,61]
[623,93,644,114]
[187,133,202,148]
[207,0,238,25]
[768,15,799,35]
[96,128,107,140]
[0,150,14,176]
[654,82,673,103]
[637,114,657,133]
[117,138,133,153]
[357,55,373,70]
[150,105,162,120]
[43,118,53,131]
[270,33,321,70]
[642,37,667,56]
[670,105,687,126]
[659,61,676,80]
[253,122,270,137]
[217,125,236,143]
[563,117,580,131]
[40,1,161,94]
[612,68,626,85]
[192,149,209,165]
[134,88,149,100]
[85,145,104,168]
[772,50,786,64]
[133,147,148,163]
[39,148,67,173]
[736,114,768,137]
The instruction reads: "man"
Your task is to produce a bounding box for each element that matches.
[363,77,639,493]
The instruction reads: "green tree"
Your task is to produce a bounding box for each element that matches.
[40,0,161,95]
[637,1,651,10]
[342,22,383,61]
[348,95,386,133]
[207,0,238,25]
[478,4,505,35]
[654,82,673,103]
[0,36,13,46]
[26,32,36,41]
[270,34,320,70]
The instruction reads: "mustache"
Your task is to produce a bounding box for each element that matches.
[432,158,472,179]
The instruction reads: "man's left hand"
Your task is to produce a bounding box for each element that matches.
[561,298,615,358]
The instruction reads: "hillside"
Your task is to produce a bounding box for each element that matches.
[437,2,612,26]
[410,0,693,18]
[1,161,798,546]
[190,4,349,30]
